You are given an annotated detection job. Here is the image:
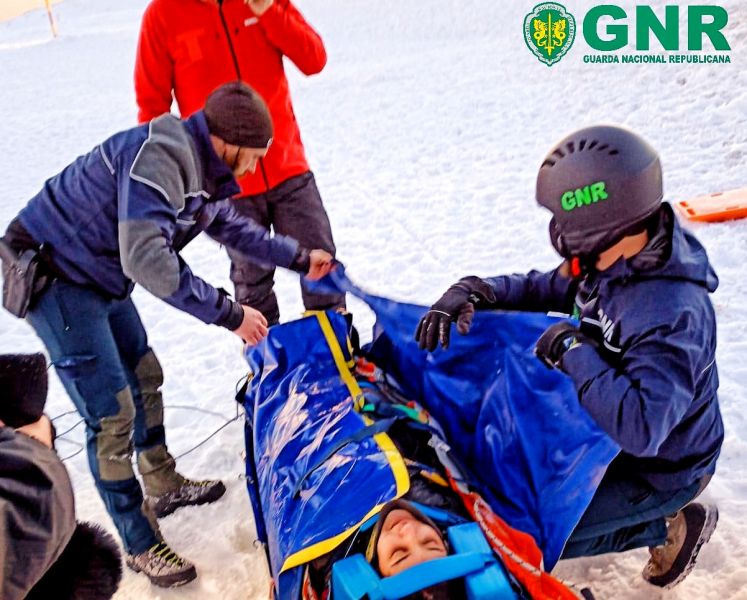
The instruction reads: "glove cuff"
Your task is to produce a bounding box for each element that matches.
[455,276,498,307]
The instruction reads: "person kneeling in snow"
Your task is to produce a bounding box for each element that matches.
[416,125,722,589]
[0,353,122,600]
[0,82,333,588]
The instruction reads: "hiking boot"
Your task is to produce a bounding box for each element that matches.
[126,541,197,588]
[146,478,226,518]
[642,502,718,589]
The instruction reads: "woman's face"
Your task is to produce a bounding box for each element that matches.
[376,509,447,576]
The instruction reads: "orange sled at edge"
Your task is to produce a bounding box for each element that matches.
[675,188,747,223]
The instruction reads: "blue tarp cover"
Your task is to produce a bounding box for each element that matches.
[243,270,619,598]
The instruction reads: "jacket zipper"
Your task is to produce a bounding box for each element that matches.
[259,159,270,189]
[216,0,271,194]
[217,0,242,79]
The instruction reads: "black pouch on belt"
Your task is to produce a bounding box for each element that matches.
[0,239,50,318]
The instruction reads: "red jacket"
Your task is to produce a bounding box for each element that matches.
[135,0,326,196]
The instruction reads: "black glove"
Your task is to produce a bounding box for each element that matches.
[415,276,497,352]
[534,321,591,370]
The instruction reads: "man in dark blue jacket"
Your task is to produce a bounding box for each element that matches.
[416,126,722,590]
[0,82,333,588]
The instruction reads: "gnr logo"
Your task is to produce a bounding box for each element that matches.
[525,3,731,66]
[584,5,730,51]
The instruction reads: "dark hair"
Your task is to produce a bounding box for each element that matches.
[401,579,467,600]
[366,498,446,569]
[0,353,48,427]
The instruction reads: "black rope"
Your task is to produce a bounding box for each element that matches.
[54,403,244,463]
[56,436,85,462]
[163,405,234,420]
[54,418,84,439]
[52,374,250,463]
[175,405,242,460]
[51,409,79,421]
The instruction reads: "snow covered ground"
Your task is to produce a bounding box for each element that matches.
[1,0,746,598]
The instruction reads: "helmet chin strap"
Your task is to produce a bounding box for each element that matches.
[549,219,597,279]
[569,257,583,279]
[550,211,658,280]
[569,255,597,279]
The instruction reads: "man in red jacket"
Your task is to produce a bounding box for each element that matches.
[135,0,344,324]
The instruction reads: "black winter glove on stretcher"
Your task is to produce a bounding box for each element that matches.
[415,276,497,351]
[534,321,593,370]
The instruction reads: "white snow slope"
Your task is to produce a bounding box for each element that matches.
[1,1,746,598]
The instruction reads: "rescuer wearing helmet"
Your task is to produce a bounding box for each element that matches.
[415,125,723,589]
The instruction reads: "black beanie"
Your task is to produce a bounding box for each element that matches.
[204,81,273,149]
[0,353,48,427]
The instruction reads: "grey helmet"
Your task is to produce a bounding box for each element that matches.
[536,125,663,262]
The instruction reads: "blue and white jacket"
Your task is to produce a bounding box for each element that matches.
[16,112,299,328]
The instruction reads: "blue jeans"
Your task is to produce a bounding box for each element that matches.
[27,280,179,554]
[561,460,702,559]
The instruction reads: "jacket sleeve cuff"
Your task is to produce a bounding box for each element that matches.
[256,3,285,34]
[270,234,301,268]
[560,343,609,391]
[288,247,311,274]
[215,299,245,331]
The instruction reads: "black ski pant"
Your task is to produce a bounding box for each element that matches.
[226,171,345,325]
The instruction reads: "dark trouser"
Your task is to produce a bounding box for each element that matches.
[27,280,183,554]
[227,171,345,325]
[561,461,702,559]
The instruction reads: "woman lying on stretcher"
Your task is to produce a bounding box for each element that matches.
[300,358,587,600]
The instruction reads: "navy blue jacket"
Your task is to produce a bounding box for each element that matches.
[484,205,722,490]
[16,112,299,328]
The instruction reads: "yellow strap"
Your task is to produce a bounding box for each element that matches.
[280,312,410,572]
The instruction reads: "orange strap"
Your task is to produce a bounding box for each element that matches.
[453,482,581,600]
[301,566,322,600]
